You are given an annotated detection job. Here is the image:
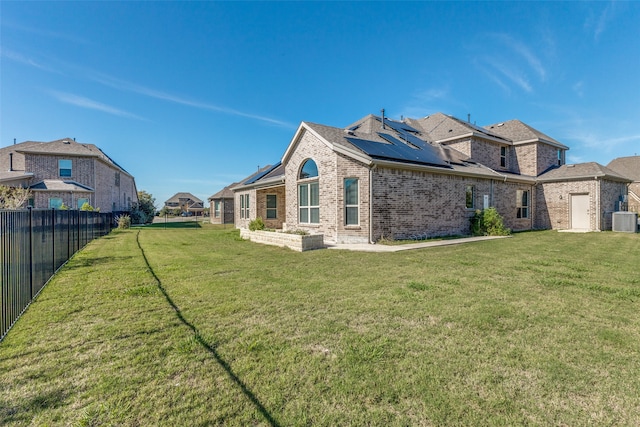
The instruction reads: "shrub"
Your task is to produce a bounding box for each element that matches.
[470,207,511,236]
[116,214,131,229]
[248,217,265,231]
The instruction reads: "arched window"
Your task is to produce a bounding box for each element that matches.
[298,159,319,224]
[299,159,318,179]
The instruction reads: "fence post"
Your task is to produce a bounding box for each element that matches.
[51,208,55,274]
[29,208,34,300]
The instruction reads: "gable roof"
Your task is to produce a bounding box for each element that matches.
[606,156,640,182]
[411,113,510,144]
[29,180,94,192]
[537,162,632,183]
[485,120,568,149]
[304,116,470,169]
[208,184,238,200]
[165,192,203,204]
[2,138,133,176]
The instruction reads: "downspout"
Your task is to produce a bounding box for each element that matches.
[369,164,376,244]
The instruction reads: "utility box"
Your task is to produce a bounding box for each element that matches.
[612,211,638,233]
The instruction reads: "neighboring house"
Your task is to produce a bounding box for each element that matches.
[164,192,204,216]
[208,184,236,224]
[0,137,138,212]
[607,156,640,213]
[231,113,631,244]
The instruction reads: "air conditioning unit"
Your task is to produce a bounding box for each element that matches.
[612,211,638,233]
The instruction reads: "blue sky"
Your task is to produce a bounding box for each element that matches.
[2,1,639,207]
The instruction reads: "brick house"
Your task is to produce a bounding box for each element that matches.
[0,137,138,212]
[164,192,205,216]
[606,156,640,213]
[231,113,632,244]
[208,184,236,225]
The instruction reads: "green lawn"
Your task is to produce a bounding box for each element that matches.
[1,225,639,426]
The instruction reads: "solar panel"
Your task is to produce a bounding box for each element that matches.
[243,162,282,184]
[345,136,450,168]
[376,117,420,133]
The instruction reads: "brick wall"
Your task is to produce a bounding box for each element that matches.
[235,190,255,229]
[24,153,136,212]
[536,181,595,230]
[284,129,339,241]
[370,168,535,240]
[600,179,629,230]
[209,198,234,224]
[256,186,286,229]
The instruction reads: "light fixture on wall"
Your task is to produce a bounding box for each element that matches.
[559,195,563,199]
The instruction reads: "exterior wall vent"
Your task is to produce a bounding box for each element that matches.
[612,211,638,233]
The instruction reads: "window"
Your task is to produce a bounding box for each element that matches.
[77,198,89,209]
[344,178,359,225]
[500,146,507,168]
[240,194,249,219]
[59,159,72,177]
[298,159,319,224]
[27,198,34,208]
[557,149,564,166]
[299,159,318,179]
[115,172,120,187]
[266,194,277,219]
[49,198,63,209]
[214,201,221,218]
[299,182,319,223]
[465,185,475,209]
[516,190,530,219]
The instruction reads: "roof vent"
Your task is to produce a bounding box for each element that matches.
[63,140,71,144]
[567,164,575,168]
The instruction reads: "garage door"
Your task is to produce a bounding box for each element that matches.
[571,194,590,230]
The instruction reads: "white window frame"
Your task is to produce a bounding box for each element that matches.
[214,201,221,218]
[500,146,507,168]
[344,178,359,226]
[240,194,249,219]
[516,189,530,219]
[298,182,319,224]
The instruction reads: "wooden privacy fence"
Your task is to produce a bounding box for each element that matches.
[0,209,114,341]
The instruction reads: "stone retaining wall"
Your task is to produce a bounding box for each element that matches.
[240,229,324,252]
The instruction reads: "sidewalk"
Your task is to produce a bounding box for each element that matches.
[326,235,511,252]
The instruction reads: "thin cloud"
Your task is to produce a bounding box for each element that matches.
[1,48,57,73]
[472,33,546,93]
[91,72,295,128]
[500,35,546,81]
[593,1,617,40]
[48,90,146,120]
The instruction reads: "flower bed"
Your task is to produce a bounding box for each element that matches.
[240,229,324,252]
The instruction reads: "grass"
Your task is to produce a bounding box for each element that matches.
[1,225,639,425]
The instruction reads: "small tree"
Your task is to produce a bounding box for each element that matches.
[0,185,32,209]
[470,207,511,236]
[130,190,156,224]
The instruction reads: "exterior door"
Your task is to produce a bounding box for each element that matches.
[571,194,590,230]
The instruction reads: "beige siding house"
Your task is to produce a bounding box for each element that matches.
[0,138,138,212]
[231,113,633,244]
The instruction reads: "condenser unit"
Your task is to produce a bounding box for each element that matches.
[612,211,638,233]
